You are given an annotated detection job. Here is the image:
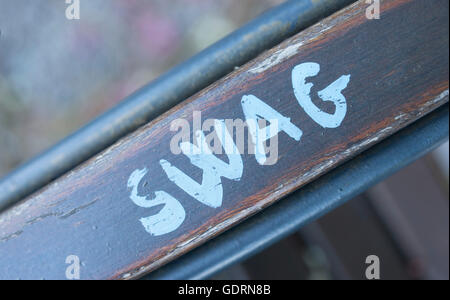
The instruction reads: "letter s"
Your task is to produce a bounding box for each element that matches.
[128,168,185,236]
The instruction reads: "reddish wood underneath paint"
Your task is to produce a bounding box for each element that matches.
[0,0,448,279]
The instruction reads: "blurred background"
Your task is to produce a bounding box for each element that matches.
[0,0,448,280]
[0,0,283,176]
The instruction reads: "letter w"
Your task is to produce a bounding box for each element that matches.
[160,119,243,208]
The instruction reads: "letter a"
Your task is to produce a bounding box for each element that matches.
[241,94,302,165]
[65,0,80,20]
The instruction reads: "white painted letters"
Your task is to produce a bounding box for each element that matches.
[241,95,302,165]
[128,168,185,236]
[292,62,350,128]
[160,120,243,208]
[128,61,352,236]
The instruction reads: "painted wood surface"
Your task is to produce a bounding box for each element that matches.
[0,0,448,279]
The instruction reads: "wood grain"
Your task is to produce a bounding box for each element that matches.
[0,0,448,279]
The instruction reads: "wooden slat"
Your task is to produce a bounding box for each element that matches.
[0,0,448,279]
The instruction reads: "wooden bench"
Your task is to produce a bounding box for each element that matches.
[0,0,448,279]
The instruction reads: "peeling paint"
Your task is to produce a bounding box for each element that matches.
[248,42,304,74]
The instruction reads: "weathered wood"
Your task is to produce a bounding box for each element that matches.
[0,0,448,279]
